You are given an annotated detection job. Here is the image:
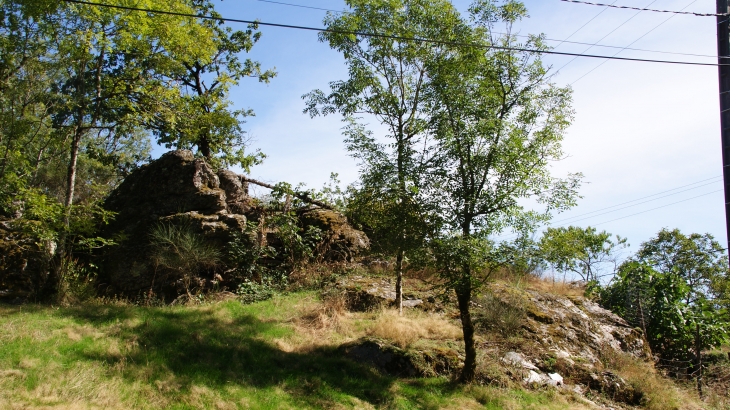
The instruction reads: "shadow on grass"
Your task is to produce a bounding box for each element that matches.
[50,302,400,408]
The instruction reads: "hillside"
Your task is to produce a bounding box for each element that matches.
[0,270,716,410]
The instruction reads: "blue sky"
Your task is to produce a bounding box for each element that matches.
[160,0,725,252]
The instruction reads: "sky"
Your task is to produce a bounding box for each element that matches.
[156,0,726,254]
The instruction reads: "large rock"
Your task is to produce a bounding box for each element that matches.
[99,150,368,298]
[99,150,251,297]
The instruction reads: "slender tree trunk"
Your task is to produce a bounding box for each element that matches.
[457,279,476,383]
[395,248,403,315]
[695,323,703,398]
[395,126,406,315]
[637,296,652,356]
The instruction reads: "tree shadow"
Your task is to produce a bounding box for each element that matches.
[53,303,397,408]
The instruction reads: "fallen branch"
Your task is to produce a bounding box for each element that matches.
[240,176,336,211]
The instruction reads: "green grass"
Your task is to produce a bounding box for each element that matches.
[0,293,584,409]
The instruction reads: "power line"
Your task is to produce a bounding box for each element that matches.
[551,0,619,50]
[254,0,345,14]
[549,177,722,225]
[494,181,723,241]
[561,0,727,17]
[548,181,721,226]
[540,36,716,59]
[253,0,720,59]
[555,0,658,74]
[570,0,699,85]
[589,190,722,227]
[59,0,729,67]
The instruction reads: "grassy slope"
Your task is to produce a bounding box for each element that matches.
[0,292,588,410]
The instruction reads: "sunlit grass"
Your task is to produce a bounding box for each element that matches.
[0,294,590,409]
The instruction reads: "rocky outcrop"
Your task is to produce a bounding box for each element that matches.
[300,209,369,262]
[487,283,652,363]
[98,150,368,298]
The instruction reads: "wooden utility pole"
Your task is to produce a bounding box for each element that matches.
[717,0,730,261]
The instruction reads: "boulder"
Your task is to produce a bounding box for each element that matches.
[98,150,368,298]
[482,283,652,364]
[99,150,246,297]
[331,275,426,312]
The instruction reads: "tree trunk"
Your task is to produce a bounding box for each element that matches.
[456,280,476,383]
[695,322,703,398]
[199,135,211,160]
[395,248,403,315]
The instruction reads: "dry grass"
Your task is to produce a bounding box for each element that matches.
[601,349,704,410]
[294,289,351,337]
[368,309,462,348]
[522,274,586,298]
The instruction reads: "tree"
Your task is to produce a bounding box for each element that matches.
[635,228,728,305]
[303,0,463,314]
[426,0,580,382]
[148,2,275,170]
[0,0,229,298]
[539,226,627,283]
[601,230,730,381]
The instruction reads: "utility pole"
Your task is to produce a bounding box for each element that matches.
[717,0,730,262]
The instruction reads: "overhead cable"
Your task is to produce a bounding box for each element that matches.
[255,0,344,14]
[571,0,699,84]
[560,0,727,17]
[547,180,721,226]
[251,0,719,59]
[59,0,728,67]
[494,179,723,241]
[587,190,722,227]
[549,177,722,225]
[555,0,657,73]
[550,0,618,50]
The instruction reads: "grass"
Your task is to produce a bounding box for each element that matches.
[0,291,595,410]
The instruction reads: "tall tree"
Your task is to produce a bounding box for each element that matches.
[427,0,580,382]
[304,0,462,314]
[1,0,222,297]
[148,2,275,170]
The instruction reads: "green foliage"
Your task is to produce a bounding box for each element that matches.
[227,194,325,300]
[304,0,460,306]
[148,1,275,170]
[495,235,546,277]
[149,222,221,295]
[430,235,497,292]
[600,229,730,366]
[1,0,250,299]
[227,224,279,283]
[421,0,580,382]
[236,279,276,304]
[539,226,627,283]
[57,257,97,304]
